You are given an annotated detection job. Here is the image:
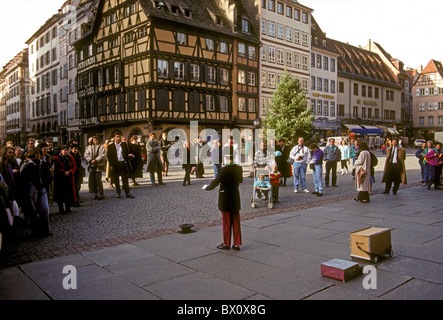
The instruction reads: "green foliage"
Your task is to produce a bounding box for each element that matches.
[262,71,315,146]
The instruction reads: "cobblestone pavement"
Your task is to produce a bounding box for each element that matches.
[1,149,424,267]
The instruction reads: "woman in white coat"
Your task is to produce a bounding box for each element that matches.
[354,141,371,203]
[338,139,350,175]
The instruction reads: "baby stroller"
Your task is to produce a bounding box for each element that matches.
[251,166,274,209]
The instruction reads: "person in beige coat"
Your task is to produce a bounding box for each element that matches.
[382,138,407,195]
[354,141,371,203]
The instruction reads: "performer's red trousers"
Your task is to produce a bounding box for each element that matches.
[222,211,242,246]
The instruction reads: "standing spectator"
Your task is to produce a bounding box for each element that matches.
[425,142,443,190]
[138,136,147,166]
[0,147,17,212]
[368,149,378,195]
[324,138,341,188]
[70,145,84,207]
[210,140,223,178]
[22,138,36,160]
[423,141,436,187]
[104,139,114,188]
[146,132,165,186]
[309,143,324,197]
[37,143,54,204]
[350,140,360,180]
[415,141,427,185]
[19,148,52,237]
[381,143,387,155]
[14,146,23,168]
[182,140,193,186]
[275,139,291,186]
[160,132,171,177]
[107,134,135,198]
[354,141,371,203]
[338,139,350,175]
[53,146,77,214]
[204,146,243,251]
[254,140,271,170]
[195,137,205,178]
[289,137,311,193]
[84,136,106,200]
[382,139,407,195]
[128,136,143,186]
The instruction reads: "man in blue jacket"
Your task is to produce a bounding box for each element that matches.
[324,138,341,187]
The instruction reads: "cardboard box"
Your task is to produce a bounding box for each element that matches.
[321,258,362,282]
[350,227,393,263]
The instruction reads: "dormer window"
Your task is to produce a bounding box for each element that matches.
[171,5,179,14]
[216,15,223,25]
[242,18,249,34]
[154,1,166,10]
[184,9,192,18]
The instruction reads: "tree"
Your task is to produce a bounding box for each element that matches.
[262,71,315,146]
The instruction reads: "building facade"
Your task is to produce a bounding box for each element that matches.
[0,75,6,143]
[259,0,312,116]
[328,38,402,140]
[412,59,443,141]
[309,17,340,139]
[0,49,30,146]
[73,0,259,144]
[364,39,414,139]
[26,13,64,145]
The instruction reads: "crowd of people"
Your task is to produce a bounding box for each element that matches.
[1,132,442,254]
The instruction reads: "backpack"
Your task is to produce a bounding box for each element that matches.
[370,151,378,167]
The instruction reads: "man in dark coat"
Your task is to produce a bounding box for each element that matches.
[146,132,165,186]
[205,146,243,250]
[107,134,135,198]
[275,138,291,185]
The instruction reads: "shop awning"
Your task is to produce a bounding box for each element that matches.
[360,125,384,136]
[387,127,400,135]
[343,124,363,130]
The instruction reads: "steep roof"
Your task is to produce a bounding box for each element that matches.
[328,38,400,88]
[422,59,443,77]
[311,15,339,55]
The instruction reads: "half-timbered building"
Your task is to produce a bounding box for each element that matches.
[73,0,259,142]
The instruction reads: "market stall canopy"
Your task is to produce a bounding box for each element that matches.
[343,124,383,136]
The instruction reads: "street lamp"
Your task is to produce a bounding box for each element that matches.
[253,118,260,128]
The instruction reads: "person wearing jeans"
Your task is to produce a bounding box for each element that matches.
[309,143,324,197]
[289,137,311,193]
[324,138,341,187]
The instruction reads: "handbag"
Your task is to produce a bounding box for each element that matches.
[287,146,303,165]
[357,167,367,187]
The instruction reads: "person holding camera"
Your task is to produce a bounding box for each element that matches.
[289,137,311,193]
[84,136,106,200]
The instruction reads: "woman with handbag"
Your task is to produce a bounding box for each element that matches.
[84,136,106,200]
[354,141,371,203]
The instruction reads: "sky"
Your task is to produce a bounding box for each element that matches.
[0,0,442,69]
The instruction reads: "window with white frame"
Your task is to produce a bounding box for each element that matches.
[248,46,256,60]
[220,42,228,53]
[294,30,300,44]
[331,80,335,93]
[190,64,200,82]
[208,66,216,83]
[158,60,168,78]
[277,49,284,64]
[311,76,315,90]
[277,25,284,39]
[114,66,120,83]
[330,58,336,72]
[324,79,329,92]
[174,62,184,80]
[206,38,214,51]
[242,19,249,33]
[177,33,187,45]
[323,56,329,70]
[302,33,308,46]
[238,70,246,84]
[302,55,308,70]
[268,73,276,88]
[317,77,322,91]
[269,46,275,62]
[330,102,335,117]
[261,71,266,87]
[248,72,256,86]
[286,27,292,42]
[268,22,275,37]
[261,45,266,60]
[311,99,315,114]
[323,101,329,116]
[238,97,246,111]
[248,99,256,113]
[317,100,322,115]
[292,53,300,68]
[286,52,292,66]
[206,95,215,111]
[261,19,266,34]
[220,68,229,85]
